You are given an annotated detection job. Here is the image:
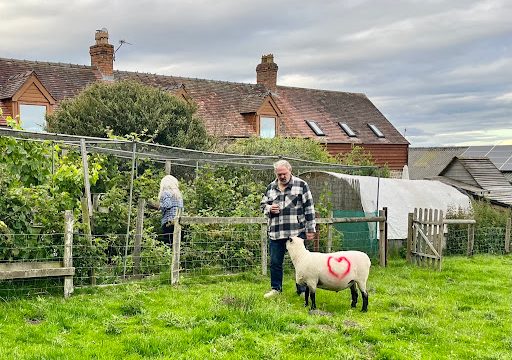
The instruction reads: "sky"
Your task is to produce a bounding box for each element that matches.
[2,0,511,147]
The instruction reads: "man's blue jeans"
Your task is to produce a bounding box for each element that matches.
[269,232,307,292]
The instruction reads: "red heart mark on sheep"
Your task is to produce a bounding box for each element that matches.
[327,256,351,279]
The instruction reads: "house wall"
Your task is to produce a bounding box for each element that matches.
[1,101,13,121]
[326,143,408,171]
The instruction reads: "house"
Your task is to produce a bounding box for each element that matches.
[0,29,409,172]
[409,147,512,208]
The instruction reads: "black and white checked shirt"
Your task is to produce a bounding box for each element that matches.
[261,176,316,240]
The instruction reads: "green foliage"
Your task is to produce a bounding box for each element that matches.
[0,134,52,187]
[337,145,390,177]
[445,199,511,255]
[224,137,337,163]
[46,80,213,150]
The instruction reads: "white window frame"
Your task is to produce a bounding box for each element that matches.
[368,123,385,138]
[260,116,276,138]
[339,122,356,137]
[18,103,48,132]
[305,120,325,136]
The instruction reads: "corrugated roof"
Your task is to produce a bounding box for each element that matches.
[440,157,512,207]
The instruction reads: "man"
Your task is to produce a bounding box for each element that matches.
[260,159,316,298]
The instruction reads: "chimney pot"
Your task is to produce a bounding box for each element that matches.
[90,28,114,80]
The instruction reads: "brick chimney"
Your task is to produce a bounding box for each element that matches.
[256,54,278,93]
[89,28,114,80]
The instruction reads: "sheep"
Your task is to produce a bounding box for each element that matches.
[286,236,371,312]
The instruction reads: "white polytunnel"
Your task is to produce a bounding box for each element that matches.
[300,171,473,240]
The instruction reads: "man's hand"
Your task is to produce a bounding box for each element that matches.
[269,203,281,214]
[306,232,315,241]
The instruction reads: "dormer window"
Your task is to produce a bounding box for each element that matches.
[260,116,276,138]
[368,123,385,138]
[19,104,47,132]
[339,122,356,137]
[305,120,325,136]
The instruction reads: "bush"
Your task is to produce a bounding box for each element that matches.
[46,80,213,150]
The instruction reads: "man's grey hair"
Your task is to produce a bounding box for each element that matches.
[273,159,292,171]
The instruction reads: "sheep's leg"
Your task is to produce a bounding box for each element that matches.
[361,290,368,312]
[296,283,306,295]
[350,282,358,308]
[304,286,310,307]
[357,280,369,312]
[310,291,316,310]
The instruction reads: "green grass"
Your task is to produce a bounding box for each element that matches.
[0,255,510,359]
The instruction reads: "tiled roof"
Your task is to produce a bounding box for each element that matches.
[0,70,34,99]
[0,57,408,144]
[0,58,101,102]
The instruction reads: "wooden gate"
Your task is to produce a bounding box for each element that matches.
[407,208,443,270]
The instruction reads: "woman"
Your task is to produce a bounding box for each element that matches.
[158,175,184,245]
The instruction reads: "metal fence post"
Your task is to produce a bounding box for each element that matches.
[133,198,145,278]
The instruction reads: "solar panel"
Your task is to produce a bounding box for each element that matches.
[461,145,493,157]
[462,145,512,171]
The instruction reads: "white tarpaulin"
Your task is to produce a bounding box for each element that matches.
[324,172,472,239]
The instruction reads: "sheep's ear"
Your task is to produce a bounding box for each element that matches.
[288,237,293,243]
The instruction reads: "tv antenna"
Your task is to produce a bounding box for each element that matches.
[114,39,133,60]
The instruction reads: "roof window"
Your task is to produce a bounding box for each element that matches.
[368,123,385,138]
[305,120,325,136]
[339,122,356,137]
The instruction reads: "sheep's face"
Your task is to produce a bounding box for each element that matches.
[286,236,305,250]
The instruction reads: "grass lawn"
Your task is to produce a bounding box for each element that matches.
[0,255,510,359]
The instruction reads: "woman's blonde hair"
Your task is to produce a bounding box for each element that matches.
[158,175,182,201]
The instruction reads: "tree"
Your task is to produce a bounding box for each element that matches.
[46,80,213,150]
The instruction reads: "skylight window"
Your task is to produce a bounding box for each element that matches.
[339,122,356,137]
[368,124,385,138]
[305,120,325,136]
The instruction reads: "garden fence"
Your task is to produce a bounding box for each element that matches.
[1,211,510,298]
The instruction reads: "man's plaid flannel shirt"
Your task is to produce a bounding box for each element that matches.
[260,176,316,240]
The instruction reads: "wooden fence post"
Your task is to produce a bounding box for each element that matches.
[327,210,333,253]
[171,210,182,285]
[260,224,267,276]
[505,218,511,254]
[407,212,413,263]
[63,210,74,298]
[467,223,475,256]
[133,198,145,278]
[378,209,386,267]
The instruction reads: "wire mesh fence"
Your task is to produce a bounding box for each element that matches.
[1,221,509,298]
[444,226,508,256]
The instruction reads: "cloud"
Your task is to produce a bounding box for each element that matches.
[1,0,511,147]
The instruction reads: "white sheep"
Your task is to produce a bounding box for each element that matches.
[286,236,371,312]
